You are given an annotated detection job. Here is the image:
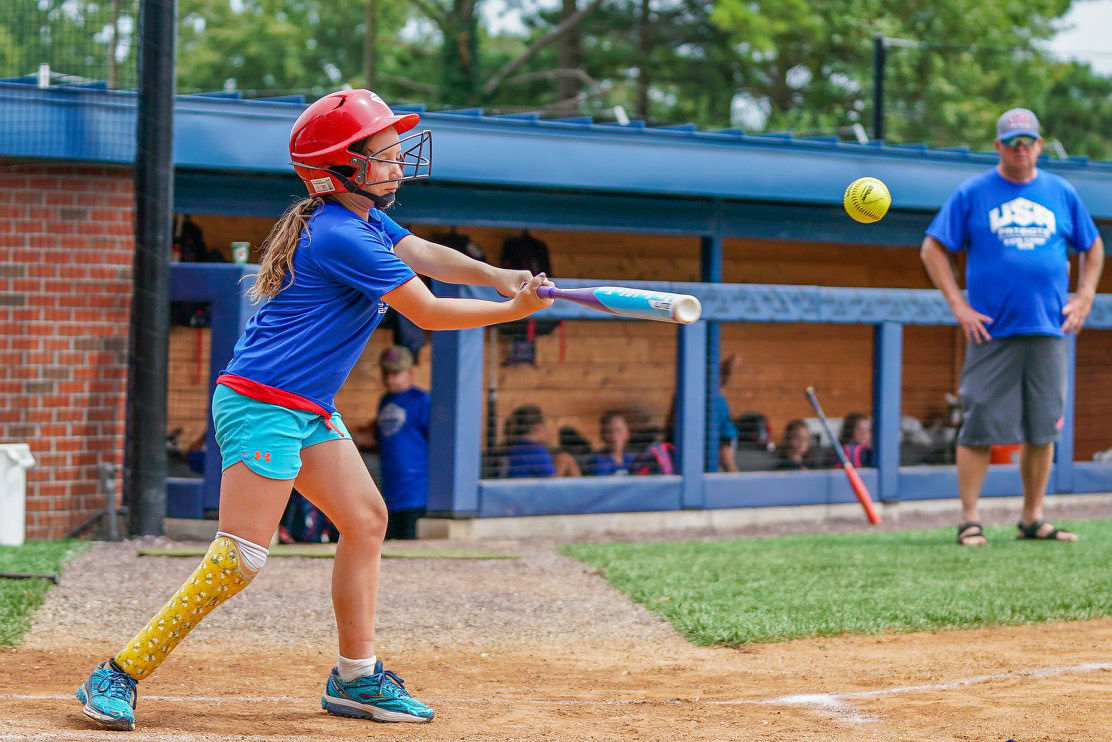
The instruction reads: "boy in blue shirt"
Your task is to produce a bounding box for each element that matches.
[374,346,429,540]
[921,107,1104,546]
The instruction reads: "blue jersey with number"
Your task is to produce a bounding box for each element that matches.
[375,387,429,511]
[926,169,1099,339]
[224,203,415,413]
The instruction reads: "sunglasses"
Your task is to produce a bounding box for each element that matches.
[1001,135,1037,149]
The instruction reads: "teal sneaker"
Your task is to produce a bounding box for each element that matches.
[75,660,138,731]
[321,660,434,723]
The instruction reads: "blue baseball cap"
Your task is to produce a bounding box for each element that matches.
[996,108,1041,141]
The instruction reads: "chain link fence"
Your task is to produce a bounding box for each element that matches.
[1,1,139,89]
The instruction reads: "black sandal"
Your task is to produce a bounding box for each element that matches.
[1016,519,1077,541]
[956,521,987,546]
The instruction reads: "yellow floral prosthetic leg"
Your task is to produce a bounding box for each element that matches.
[114,536,260,680]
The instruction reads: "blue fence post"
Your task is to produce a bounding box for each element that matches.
[873,321,902,502]
[677,321,707,508]
[428,283,483,517]
[169,264,260,515]
[1055,333,1076,493]
[202,286,258,512]
[701,226,723,472]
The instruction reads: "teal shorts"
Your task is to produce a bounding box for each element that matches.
[212,384,351,480]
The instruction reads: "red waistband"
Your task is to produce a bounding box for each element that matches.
[216,374,343,436]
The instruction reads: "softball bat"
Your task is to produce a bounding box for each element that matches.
[804,386,882,525]
[536,286,702,324]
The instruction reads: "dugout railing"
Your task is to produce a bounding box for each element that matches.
[169,264,1112,520]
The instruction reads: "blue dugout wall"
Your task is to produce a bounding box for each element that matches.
[169,265,1112,521]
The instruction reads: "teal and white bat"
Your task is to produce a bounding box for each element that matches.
[536,286,701,324]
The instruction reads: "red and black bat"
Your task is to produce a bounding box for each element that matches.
[804,386,882,526]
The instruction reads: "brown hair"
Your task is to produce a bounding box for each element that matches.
[781,419,810,451]
[504,404,544,446]
[247,196,324,302]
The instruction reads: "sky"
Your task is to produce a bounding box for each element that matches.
[1048,0,1112,75]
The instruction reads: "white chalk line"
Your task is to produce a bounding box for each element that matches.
[1,661,1109,733]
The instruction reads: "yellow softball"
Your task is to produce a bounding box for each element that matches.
[843,177,891,224]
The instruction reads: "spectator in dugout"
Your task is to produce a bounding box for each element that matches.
[501,404,580,477]
[774,418,813,470]
[373,346,429,540]
[838,411,874,468]
[588,411,636,475]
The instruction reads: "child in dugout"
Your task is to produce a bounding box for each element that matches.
[374,346,429,540]
[75,89,553,730]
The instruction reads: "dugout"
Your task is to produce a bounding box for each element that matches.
[3,82,1112,537]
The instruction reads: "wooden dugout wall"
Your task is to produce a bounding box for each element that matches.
[168,216,1112,461]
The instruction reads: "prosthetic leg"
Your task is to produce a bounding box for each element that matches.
[114,533,266,680]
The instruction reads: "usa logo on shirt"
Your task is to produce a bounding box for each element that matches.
[988,197,1056,250]
[378,402,407,437]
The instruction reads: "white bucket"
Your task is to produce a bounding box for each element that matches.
[0,444,36,547]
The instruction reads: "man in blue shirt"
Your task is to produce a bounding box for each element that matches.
[374,346,430,540]
[921,107,1104,546]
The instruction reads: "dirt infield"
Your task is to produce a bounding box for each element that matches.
[2,538,1111,741]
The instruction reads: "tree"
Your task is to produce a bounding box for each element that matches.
[0,0,139,87]
[176,0,431,101]
[707,0,1080,149]
[1037,60,1112,161]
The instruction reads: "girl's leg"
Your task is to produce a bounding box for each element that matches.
[77,463,291,731]
[294,439,387,659]
[295,439,433,723]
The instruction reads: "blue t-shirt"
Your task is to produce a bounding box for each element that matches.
[225,204,415,412]
[713,393,738,443]
[503,441,555,478]
[375,387,429,511]
[926,169,1099,339]
[588,451,634,476]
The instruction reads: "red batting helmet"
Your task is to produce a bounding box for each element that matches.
[289,89,430,198]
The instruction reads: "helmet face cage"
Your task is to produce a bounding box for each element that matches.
[291,129,432,197]
[343,129,432,189]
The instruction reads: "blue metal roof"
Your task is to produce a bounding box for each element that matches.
[3,82,1112,218]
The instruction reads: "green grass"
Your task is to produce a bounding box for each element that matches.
[563,520,1112,646]
[0,540,86,646]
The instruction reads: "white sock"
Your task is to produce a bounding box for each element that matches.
[215,531,269,572]
[337,654,378,683]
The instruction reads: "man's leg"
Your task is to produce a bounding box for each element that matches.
[1018,337,1076,541]
[957,445,992,524]
[955,337,1023,545]
[1019,442,1054,525]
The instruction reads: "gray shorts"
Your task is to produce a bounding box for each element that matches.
[957,336,1067,447]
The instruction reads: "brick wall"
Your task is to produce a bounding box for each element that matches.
[0,162,133,539]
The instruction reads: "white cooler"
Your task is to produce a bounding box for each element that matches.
[0,444,35,546]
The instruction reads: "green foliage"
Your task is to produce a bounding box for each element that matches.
[0,540,86,647]
[564,520,1112,646]
[1039,60,1112,160]
[0,0,139,87]
[177,0,432,102]
[3,0,1111,158]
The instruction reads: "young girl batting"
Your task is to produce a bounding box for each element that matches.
[75,89,553,730]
